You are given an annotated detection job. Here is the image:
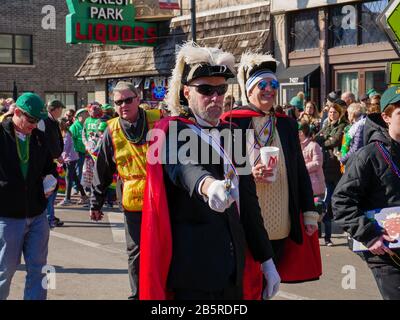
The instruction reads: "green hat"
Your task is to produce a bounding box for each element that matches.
[380,86,400,112]
[101,104,114,111]
[98,121,108,132]
[48,99,65,109]
[16,93,47,120]
[75,108,88,117]
[290,96,304,111]
[367,88,379,99]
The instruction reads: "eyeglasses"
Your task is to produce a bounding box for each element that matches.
[114,96,137,106]
[257,79,280,90]
[188,84,228,96]
[21,111,39,124]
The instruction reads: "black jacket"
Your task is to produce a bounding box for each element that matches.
[315,117,347,184]
[0,118,56,219]
[332,114,400,265]
[230,106,316,244]
[44,115,64,159]
[164,118,273,292]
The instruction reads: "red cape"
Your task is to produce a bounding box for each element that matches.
[139,117,263,300]
[220,108,322,283]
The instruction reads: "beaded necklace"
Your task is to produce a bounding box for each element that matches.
[252,114,277,148]
[376,142,400,179]
[130,111,147,144]
[15,130,30,164]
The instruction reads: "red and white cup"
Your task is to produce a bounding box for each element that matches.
[260,146,279,182]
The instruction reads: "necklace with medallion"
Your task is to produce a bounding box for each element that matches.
[15,130,30,163]
[253,114,276,148]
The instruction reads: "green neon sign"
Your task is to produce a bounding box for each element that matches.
[390,62,400,85]
[387,2,400,44]
[66,0,157,47]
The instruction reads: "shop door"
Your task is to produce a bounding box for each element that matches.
[280,83,305,106]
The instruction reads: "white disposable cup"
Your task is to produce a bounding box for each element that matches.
[260,146,280,182]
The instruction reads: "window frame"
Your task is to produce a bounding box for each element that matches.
[328,0,389,48]
[44,92,77,109]
[288,8,320,52]
[333,64,387,97]
[0,34,33,65]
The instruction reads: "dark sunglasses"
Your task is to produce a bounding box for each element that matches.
[188,84,228,96]
[114,96,137,106]
[21,110,39,124]
[257,79,280,90]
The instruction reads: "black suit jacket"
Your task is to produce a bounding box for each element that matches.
[163,119,273,291]
[44,115,64,159]
[231,106,316,244]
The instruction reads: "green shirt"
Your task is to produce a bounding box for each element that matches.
[16,134,30,179]
[84,117,101,140]
[69,120,86,154]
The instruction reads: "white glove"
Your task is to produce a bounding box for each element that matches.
[207,179,235,213]
[261,258,281,300]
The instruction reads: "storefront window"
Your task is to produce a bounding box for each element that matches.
[329,1,389,48]
[361,0,389,44]
[329,5,358,47]
[87,92,95,104]
[365,70,387,95]
[45,92,76,109]
[281,84,304,105]
[337,72,358,98]
[107,76,168,108]
[289,10,319,51]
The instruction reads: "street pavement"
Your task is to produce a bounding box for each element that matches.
[8,197,382,300]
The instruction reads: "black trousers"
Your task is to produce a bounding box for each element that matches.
[271,239,286,265]
[370,263,400,300]
[173,277,242,300]
[124,212,142,300]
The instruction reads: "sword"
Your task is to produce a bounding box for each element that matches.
[224,84,234,204]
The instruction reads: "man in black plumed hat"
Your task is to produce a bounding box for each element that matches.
[140,42,278,300]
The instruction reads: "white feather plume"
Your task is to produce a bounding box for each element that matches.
[165,42,236,115]
[237,52,278,106]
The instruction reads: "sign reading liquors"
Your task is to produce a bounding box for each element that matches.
[66,0,157,46]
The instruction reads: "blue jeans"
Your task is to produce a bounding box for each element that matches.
[323,181,337,242]
[75,153,86,190]
[0,213,50,300]
[46,191,57,224]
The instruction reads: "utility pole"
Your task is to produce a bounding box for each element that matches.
[190,0,196,42]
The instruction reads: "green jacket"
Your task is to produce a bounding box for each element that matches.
[69,120,85,154]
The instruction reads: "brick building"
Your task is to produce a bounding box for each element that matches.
[75,0,273,106]
[0,0,95,109]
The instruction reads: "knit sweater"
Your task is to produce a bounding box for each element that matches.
[251,116,291,240]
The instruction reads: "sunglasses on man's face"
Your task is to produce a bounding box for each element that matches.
[188,84,228,96]
[257,79,280,90]
[21,111,39,124]
[114,96,137,106]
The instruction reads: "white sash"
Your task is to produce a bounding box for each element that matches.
[187,124,240,214]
